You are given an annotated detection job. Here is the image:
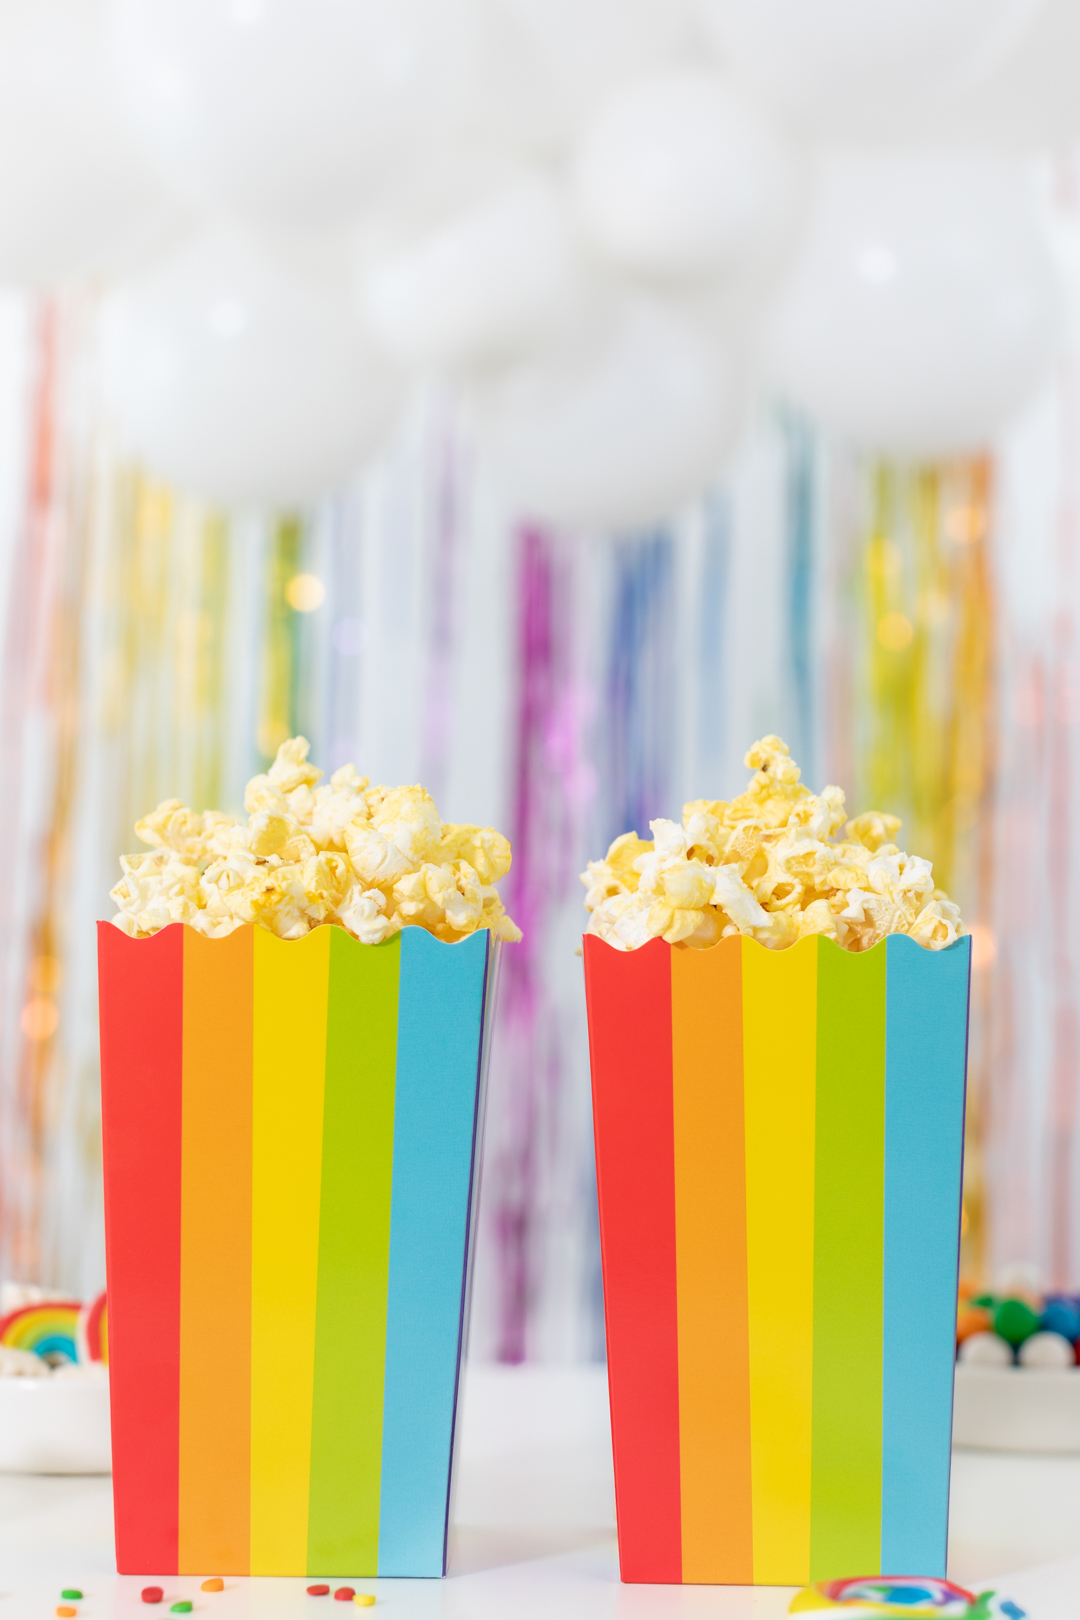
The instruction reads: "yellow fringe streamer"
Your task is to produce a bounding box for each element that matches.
[859,456,995,1280]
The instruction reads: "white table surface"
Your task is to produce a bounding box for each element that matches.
[1,1365,1079,1619]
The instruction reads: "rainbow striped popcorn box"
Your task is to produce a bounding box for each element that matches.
[98,921,498,1579]
[584,931,971,1587]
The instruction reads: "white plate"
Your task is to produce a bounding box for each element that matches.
[954,1363,1080,1452]
[0,1375,111,1474]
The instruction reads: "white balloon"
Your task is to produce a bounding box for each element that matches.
[877,0,1080,151]
[765,154,1060,457]
[103,226,405,505]
[108,0,483,229]
[470,298,747,530]
[0,0,173,285]
[362,174,587,373]
[356,145,524,251]
[475,0,699,153]
[698,0,1042,132]
[572,72,802,283]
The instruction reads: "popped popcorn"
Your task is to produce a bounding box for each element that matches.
[111,738,521,946]
[582,735,963,953]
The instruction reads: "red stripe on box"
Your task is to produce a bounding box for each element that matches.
[584,934,681,1584]
[98,922,183,1575]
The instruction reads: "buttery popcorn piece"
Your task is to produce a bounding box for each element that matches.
[582,736,963,953]
[111,737,521,946]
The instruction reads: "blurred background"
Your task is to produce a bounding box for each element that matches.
[0,0,1078,1361]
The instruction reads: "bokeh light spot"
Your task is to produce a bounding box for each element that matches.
[332,617,366,657]
[21,998,58,1041]
[970,924,997,972]
[285,573,325,612]
[877,611,913,650]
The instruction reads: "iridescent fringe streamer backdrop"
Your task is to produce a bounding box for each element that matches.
[846,458,996,1279]
[1,299,1079,1341]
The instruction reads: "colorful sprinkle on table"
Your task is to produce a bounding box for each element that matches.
[57,1608,76,1617]
[141,1591,163,1606]
[61,1592,83,1602]
[307,1587,330,1597]
[170,1604,192,1614]
[200,1579,224,1593]
[353,1599,375,1608]
[333,1590,355,1603]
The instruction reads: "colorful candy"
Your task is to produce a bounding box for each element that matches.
[958,1330,1012,1366]
[307,1587,330,1597]
[170,1604,192,1614]
[57,1608,76,1617]
[334,1590,355,1603]
[955,1303,992,1343]
[1018,1330,1074,1368]
[141,1588,163,1604]
[353,1601,375,1609]
[994,1299,1040,1347]
[0,1301,81,1364]
[1040,1296,1080,1343]
[790,1574,1025,1616]
[60,1592,82,1601]
[957,1286,1080,1366]
[200,1578,223,1592]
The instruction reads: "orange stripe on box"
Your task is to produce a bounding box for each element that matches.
[179,926,253,1575]
[671,937,753,1584]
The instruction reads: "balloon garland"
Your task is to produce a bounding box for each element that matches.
[0,0,1056,511]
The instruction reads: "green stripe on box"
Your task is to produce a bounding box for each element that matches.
[810,938,886,1581]
[307,929,400,1576]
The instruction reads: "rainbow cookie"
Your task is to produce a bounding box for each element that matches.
[790,1576,1025,1619]
[77,1291,108,1365]
[0,1301,82,1365]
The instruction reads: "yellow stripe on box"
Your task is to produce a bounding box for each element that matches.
[742,934,817,1586]
[250,927,330,1576]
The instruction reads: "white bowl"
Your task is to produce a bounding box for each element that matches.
[953,1363,1080,1452]
[0,1373,111,1473]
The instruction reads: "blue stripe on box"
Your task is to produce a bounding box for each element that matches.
[377,928,491,1577]
[881,935,971,1576]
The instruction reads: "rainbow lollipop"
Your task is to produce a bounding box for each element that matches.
[77,1290,108,1365]
[0,1300,81,1365]
[790,1576,1025,1619]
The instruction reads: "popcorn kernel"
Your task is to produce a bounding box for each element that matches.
[112,738,519,947]
[583,737,962,955]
